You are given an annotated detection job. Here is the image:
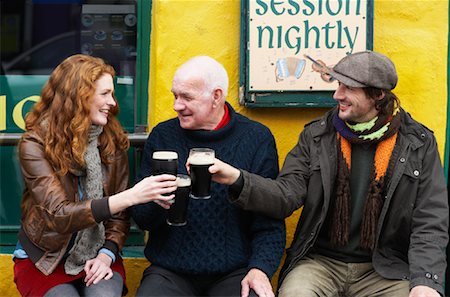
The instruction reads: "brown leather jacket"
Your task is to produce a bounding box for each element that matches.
[17,131,130,275]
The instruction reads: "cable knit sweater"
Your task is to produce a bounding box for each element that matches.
[130,103,286,278]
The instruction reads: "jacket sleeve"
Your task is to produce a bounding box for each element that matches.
[244,130,286,278]
[231,128,313,219]
[129,131,166,230]
[408,135,448,295]
[103,150,131,256]
[19,134,102,234]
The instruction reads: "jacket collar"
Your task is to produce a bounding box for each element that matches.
[398,108,427,150]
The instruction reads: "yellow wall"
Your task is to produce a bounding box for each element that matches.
[1,1,448,296]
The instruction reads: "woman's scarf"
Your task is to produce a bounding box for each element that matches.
[65,125,105,275]
[330,107,401,251]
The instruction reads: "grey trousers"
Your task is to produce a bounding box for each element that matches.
[278,254,409,297]
[136,265,258,297]
[43,272,123,297]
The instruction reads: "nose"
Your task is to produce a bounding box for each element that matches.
[107,94,116,107]
[333,84,346,101]
[173,98,185,112]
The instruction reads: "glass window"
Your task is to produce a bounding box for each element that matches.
[0,0,148,249]
[1,0,137,77]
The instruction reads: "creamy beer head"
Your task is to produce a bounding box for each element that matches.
[176,175,191,187]
[153,151,178,160]
[189,152,214,165]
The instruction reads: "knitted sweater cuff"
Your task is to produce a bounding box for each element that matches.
[248,260,276,279]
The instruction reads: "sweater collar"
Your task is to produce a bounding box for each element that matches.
[181,102,237,142]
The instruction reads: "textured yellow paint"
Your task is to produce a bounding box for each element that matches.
[375,0,448,157]
[0,254,18,297]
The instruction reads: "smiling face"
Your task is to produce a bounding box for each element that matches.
[90,73,116,126]
[333,82,379,123]
[172,75,222,130]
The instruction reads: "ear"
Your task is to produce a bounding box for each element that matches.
[212,88,223,108]
[376,90,386,101]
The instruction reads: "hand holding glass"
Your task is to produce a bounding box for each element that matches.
[189,148,214,199]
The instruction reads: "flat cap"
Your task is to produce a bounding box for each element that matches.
[328,51,398,90]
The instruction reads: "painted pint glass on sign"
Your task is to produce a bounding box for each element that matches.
[189,148,214,199]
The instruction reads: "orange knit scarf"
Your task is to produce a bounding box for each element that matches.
[331,108,401,250]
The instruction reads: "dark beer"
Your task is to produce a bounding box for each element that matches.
[189,148,214,199]
[167,175,191,226]
[152,151,178,197]
[151,151,178,176]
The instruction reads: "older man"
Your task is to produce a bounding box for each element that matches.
[210,51,448,297]
[130,56,285,297]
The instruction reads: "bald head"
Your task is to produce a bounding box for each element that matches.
[173,56,229,100]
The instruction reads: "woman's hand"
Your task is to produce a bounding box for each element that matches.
[108,174,177,214]
[130,174,177,207]
[84,253,113,287]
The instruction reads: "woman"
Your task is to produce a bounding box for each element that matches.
[13,54,176,297]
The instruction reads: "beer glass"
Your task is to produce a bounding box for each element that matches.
[188,148,214,199]
[151,151,178,176]
[152,151,178,196]
[166,174,191,226]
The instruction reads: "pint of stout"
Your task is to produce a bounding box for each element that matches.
[167,174,191,226]
[189,148,214,199]
[152,151,178,197]
[151,151,178,176]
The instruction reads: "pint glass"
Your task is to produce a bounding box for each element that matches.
[189,148,214,199]
[151,151,178,176]
[166,174,191,226]
[152,151,178,196]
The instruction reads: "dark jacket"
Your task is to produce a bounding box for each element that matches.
[231,107,448,295]
[18,131,130,275]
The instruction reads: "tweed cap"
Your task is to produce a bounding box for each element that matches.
[328,51,398,90]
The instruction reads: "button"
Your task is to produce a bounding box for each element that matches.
[400,157,406,163]
[421,133,425,138]
[320,121,325,126]
[413,170,420,176]
[433,274,439,280]
[426,273,432,278]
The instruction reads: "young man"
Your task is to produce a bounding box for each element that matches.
[130,56,286,297]
[210,51,448,297]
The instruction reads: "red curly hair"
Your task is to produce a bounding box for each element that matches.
[25,54,130,175]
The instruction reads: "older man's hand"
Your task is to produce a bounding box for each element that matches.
[241,268,274,297]
[409,285,440,297]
